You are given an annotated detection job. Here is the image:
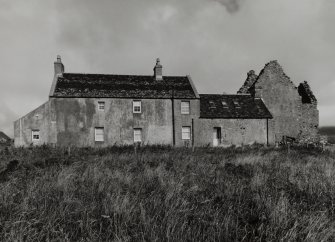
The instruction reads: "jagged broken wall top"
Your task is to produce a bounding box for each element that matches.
[237,70,258,94]
[298,81,317,104]
[238,61,317,105]
[237,60,319,143]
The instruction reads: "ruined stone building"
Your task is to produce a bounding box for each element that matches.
[14,57,318,147]
[238,61,319,144]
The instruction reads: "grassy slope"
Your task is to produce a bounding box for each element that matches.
[319,126,335,144]
[1,146,335,241]
[319,127,335,135]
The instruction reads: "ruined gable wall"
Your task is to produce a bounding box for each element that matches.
[297,81,319,142]
[253,61,319,144]
[298,103,319,142]
[238,70,258,94]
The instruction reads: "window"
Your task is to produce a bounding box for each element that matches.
[181,101,190,114]
[95,127,104,142]
[233,101,240,108]
[134,128,142,142]
[98,101,105,111]
[32,130,40,141]
[182,126,191,140]
[222,101,228,108]
[133,100,141,113]
[209,101,216,109]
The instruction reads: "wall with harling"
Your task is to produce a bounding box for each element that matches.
[193,118,268,147]
[14,98,177,147]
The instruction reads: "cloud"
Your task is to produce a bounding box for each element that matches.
[211,0,242,13]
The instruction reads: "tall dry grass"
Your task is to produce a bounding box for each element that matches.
[1,145,335,241]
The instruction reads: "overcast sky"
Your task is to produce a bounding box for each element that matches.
[0,0,334,137]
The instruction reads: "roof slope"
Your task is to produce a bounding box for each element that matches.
[200,94,272,119]
[0,131,11,143]
[51,73,198,99]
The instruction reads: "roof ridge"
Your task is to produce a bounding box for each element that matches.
[200,93,252,96]
[63,72,187,78]
[53,73,197,99]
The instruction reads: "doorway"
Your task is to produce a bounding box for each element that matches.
[213,127,221,147]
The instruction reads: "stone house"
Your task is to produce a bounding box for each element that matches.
[13,57,318,147]
[195,94,272,146]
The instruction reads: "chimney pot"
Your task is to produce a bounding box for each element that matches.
[54,55,64,76]
[153,58,163,81]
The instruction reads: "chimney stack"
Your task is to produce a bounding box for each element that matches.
[54,55,64,76]
[153,58,163,81]
[50,55,65,97]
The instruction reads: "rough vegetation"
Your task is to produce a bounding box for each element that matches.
[1,145,335,241]
[319,126,335,144]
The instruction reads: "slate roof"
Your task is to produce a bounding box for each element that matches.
[51,73,198,99]
[200,94,273,119]
[0,131,11,143]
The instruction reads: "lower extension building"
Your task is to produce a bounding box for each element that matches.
[14,57,318,147]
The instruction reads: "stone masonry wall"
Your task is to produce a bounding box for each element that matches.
[15,98,175,147]
[14,98,201,147]
[14,101,57,146]
[194,118,268,147]
[248,61,319,144]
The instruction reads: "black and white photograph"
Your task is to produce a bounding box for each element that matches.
[1,0,335,241]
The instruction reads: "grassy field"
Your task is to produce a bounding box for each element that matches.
[319,126,335,144]
[1,145,335,241]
